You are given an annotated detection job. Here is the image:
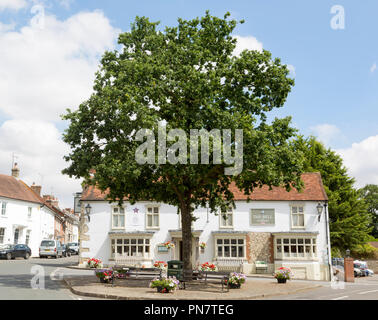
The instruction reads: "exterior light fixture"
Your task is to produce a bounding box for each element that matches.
[346,249,350,258]
[316,202,323,222]
[85,204,92,222]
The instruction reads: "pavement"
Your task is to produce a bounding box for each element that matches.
[63,274,322,300]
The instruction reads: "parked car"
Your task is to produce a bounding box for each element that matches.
[39,239,63,258]
[354,260,374,277]
[0,244,32,260]
[61,244,71,257]
[67,242,79,255]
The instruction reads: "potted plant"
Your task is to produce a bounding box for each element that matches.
[86,258,103,269]
[163,241,175,249]
[153,261,168,270]
[274,267,292,283]
[199,242,206,253]
[95,268,113,283]
[226,272,247,289]
[149,276,180,293]
[200,262,218,272]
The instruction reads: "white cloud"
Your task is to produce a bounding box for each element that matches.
[0,0,27,11]
[337,135,378,188]
[370,62,376,73]
[310,123,343,146]
[0,10,120,208]
[0,119,82,208]
[233,35,263,56]
[0,10,120,121]
[287,64,296,77]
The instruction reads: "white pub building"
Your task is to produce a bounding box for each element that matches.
[79,172,332,281]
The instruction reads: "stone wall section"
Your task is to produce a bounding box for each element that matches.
[247,232,273,264]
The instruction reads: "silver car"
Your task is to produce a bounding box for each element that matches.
[39,239,63,258]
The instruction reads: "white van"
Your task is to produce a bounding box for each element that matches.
[39,239,63,258]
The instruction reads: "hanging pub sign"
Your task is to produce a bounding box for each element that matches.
[250,209,275,225]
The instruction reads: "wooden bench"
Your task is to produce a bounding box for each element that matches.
[255,261,268,274]
[181,271,230,292]
[111,266,162,287]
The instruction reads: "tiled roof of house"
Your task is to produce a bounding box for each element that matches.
[81,172,328,202]
[0,174,67,219]
[0,174,44,204]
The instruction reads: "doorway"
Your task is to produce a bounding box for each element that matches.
[179,241,183,261]
[14,228,19,244]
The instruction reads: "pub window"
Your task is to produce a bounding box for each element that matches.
[291,205,305,228]
[216,237,245,258]
[220,207,233,228]
[112,206,125,229]
[111,238,150,258]
[146,206,160,229]
[275,236,317,259]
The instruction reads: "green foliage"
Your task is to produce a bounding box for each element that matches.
[331,247,342,258]
[293,136,373,251]
[359,184,378,238]
[351,244,378,260]
[62,12,304,271]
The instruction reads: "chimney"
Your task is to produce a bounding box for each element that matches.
[11,162,20,178]
[43,195,59,208]
[30,182,42,196]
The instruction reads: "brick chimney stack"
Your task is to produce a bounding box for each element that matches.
[30,182,42,196]
[43,195,59,208]
[11,162,20,178]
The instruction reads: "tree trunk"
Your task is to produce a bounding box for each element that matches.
[180,202,193,273]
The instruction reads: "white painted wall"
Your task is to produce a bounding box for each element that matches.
[0,196,56,257]
[83,200,330,280]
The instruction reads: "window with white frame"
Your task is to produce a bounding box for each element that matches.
[291,205,305,228]
[146,206,159,229]
[274,236,317,260]
[112,206,125,229]
[0,228,4,244]
[220,207,233,228]
[216,237,245,258]
[28,207,32,218]
[111,237,150,258]
[1,202,7,216]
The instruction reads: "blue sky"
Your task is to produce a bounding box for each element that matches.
[0,0,377,207]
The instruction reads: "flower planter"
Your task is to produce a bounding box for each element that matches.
[228,283,241,289]
[157,287,171,293]
[99,277,110,284]
[277,278,287,283]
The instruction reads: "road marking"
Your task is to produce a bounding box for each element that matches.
[357,289,378,295]
[332,295,348,300]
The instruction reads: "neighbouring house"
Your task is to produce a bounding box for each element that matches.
[78,172,332,281]
[0,164,71,256]
[63,208,79,243]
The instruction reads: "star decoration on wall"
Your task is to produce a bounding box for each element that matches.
[133,208,139,214]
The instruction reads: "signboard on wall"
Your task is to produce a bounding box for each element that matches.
[157,245,169,253]
[250,209,275,225]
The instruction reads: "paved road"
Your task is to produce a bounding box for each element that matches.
[261,274,378,300]
[0,255,101,300]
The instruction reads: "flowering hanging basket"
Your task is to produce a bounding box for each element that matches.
[163,241,175,249]
[199,242,206,249]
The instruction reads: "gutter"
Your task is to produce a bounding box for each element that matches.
[324,201,332,281]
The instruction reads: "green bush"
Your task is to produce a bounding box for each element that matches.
[351,244,378,259]
[331,247,343,258]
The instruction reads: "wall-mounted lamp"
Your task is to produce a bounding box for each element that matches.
[85,204,92,222]
[316,202,323,222]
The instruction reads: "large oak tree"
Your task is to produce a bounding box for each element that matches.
[62,12,304,272]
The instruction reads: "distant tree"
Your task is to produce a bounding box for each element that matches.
[293,136,373,251]
[359,184,378,238]
[62,12,304,273]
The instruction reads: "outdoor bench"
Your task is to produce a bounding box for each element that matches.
[255,261,268,274]
[181,270,230,292]
[111,266,162,287]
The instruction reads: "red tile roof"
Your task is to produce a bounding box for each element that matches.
[81,172,328,202]
[0,174,44,204]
